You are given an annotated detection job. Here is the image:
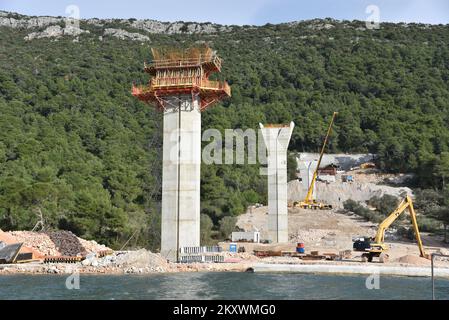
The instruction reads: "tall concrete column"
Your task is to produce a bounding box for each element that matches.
[161,95,201,261]
[132,47,230,261]
[259,122,295,243]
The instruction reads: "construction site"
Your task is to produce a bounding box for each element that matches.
[1,46,449,277]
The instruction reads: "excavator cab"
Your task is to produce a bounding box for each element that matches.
[352,236,372,251]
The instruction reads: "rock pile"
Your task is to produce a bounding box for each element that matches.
[395,254,431,266]
[114,249,170,269]
[7,230,110,257]
[221,252,260,261]
[80,249,172,273]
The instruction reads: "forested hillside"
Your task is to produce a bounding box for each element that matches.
[1,12,449,248]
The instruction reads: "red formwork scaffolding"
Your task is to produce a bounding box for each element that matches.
[132,46,231,111]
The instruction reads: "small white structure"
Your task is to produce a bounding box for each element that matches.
[317,175,336,183]
[298,159,317,199]
[231,231,260,243]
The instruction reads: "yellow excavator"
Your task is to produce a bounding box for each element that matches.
[353,195,430,263]
[294,112,337,210]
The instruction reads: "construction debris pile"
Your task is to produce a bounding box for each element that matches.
[80,249,173,273]
[6,230,110,257]
[221,251,260,262]
[394,255,431,266]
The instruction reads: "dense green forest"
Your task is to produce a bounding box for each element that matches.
[1,14,449,248]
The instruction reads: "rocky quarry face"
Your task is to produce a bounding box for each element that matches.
[0,10,233,42]
[287,173,413,208]
[24,25,90,40]
[129,19,231,34]
[0,9,437,42]
[103,28,150,41]
[0,15,61,29]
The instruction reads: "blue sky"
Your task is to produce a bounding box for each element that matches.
[1,0,448,25]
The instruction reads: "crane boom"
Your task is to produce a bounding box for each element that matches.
[303,112,338,204]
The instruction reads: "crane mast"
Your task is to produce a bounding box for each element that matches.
[304,111,338,204]
[295,112,337,210]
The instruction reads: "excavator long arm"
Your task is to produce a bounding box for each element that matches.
[303,112,338,204]
[407,198,426,258]
[373,195,427,258]
[374,197,409,243]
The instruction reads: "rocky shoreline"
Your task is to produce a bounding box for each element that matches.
[3,250,449,278]
[3,260,449,278]
[0,249,255,275]
[0,261,252,275]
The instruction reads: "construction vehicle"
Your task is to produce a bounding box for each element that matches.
[360,162,376,169]
[294,112,337,210]
[353,195,430,263]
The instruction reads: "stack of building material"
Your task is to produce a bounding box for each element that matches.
[0,243,23,264]
[179,246,222,254]
[44,256,84,263]
[179,255,225,263]
[3,230,110,257]
[178,246,224,264]
[254,250,283,257]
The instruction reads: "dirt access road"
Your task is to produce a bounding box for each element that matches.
[236,205,449,265]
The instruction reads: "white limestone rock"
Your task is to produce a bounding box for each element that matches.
[24,25,89,40]
[103,28,150,41]
[0,15,62,29]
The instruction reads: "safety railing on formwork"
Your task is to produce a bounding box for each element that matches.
[179,255,225,264]
[201,79,230,94]
[179,246,223,255]
[151,77,202,88]
[431,253,449,300]
[213,55,222,70]
[148,53,221,70]
[151,77,229,90]
[132,79,230,98]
